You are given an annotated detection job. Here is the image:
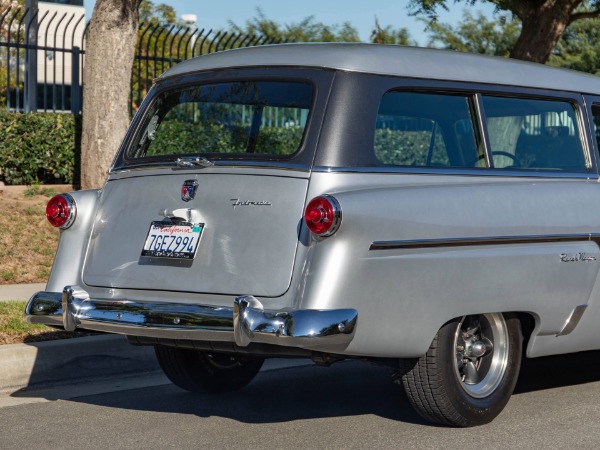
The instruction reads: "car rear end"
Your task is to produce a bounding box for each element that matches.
[26,64,357,355]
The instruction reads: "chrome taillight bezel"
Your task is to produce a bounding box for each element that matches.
[304,194,342,237]
[46,193,77,229]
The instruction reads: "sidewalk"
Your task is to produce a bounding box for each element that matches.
[0,283,46,301]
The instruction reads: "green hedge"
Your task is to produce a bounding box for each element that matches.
[0,111,80,185]
[147,119,304,156]
[0,112,450,185]
[375,129,449,166]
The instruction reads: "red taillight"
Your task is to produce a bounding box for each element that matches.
[304,195,341,237]
[46,194,76,229]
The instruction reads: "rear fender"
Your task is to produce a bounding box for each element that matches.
[47,189,101,292]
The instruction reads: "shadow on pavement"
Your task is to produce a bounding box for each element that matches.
[16,360,428,425]
[11,350,600,426]
[515,349,600,394]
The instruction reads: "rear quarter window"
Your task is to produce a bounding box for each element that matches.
[374,91,484,168]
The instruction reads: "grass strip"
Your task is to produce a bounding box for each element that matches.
[0,300,97,345]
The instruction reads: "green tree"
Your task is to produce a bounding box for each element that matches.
[228,7,361,42]
[549,15,600,74]
[370,17,414,44]
[139,0,180,26]
[409,0,600,63]
[426,10,520,56]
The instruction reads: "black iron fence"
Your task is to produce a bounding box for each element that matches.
[0,4,285,114]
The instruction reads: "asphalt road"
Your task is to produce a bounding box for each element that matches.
[2,354,600,449]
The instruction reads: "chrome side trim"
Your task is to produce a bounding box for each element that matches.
[311,165,596,179]
[370,233,600,251]
[25,287,358,351]
[556,304,588,337]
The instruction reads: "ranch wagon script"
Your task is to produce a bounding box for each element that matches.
[27,43,600,426]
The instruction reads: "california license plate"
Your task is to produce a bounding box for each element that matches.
[141,221,204,259]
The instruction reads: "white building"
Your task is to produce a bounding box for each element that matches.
[36,0,86,85]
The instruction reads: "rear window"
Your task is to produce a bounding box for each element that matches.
[127,81,313,160]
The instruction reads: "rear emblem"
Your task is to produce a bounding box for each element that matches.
[181,180,198,202]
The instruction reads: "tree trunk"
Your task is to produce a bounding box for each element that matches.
[80,0,140,189]
[509,0,580,63]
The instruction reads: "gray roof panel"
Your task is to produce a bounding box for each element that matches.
[159,43,600,94]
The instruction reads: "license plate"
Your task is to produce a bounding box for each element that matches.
[141,221,204,259]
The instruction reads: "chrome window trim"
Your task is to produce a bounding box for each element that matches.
[110,160,313,174]
[583,96,600,170]
[370,233,600,251]
[473,93,493,168]
[312,165,597,179]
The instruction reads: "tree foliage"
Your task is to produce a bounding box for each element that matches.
[139,0,181,26]
[228,7,361,42]
[370,17,414,45]
[228,8,414,45]
[549,16,600,74]
[427,10,519,56]
[409,0,600,63]
[424,5,600,75]
[0,0,25,106]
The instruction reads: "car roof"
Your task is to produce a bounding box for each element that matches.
[159,42,600,95]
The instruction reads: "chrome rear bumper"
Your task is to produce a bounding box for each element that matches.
[25,286,358,351]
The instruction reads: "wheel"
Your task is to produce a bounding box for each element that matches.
[400,313,522,427]
[154,346,265,394]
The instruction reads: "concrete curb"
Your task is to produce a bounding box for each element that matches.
[0,334,159,394]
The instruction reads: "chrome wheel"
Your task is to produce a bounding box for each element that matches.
[453,313,509,398]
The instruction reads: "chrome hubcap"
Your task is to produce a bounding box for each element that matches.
[453,313,509,398]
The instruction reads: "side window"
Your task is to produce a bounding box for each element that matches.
[482,96,586,171]
[592,105,600,154]
[374,92,483,167]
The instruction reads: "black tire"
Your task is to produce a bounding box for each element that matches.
[154,346,265,394]
[400,313,522,427]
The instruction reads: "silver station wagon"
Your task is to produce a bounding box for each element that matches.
[27,43,600,427]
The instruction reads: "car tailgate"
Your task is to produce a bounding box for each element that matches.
[82,171,308,297]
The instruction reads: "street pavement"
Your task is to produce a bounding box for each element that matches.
[3,357,600,448]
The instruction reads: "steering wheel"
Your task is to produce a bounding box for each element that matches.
[469,151,521,168]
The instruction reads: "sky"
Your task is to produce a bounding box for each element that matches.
[83,0,497,45]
